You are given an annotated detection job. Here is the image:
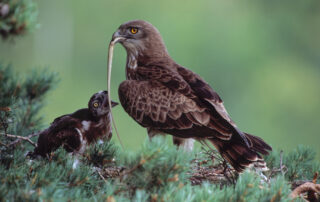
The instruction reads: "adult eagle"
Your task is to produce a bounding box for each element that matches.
[110,20,271,172]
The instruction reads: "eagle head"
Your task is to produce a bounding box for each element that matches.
[88,90,118,117]
[111,20,169,59]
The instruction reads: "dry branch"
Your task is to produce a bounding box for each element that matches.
[97,169,108,183]
[2,132,40,147]
[290,182,320,201]
[0,107,11,112]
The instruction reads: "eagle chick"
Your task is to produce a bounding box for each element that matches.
[29,91,118,157]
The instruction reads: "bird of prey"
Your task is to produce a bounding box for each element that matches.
[110,20,272,172]
[29,91,118,157]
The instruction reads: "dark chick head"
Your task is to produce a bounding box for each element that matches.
[88,91,118,117]
[111,20,169,58]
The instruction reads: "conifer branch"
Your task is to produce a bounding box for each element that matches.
[120,151,158,178]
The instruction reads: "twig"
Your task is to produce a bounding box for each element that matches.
[279,150,286,176]
[121,158,146,178]
[5,133,37,147]
[313,172,319,184]
[222,160,236,185]
[0,107,11,112]
[69,177,88,187]
[7,132,40,147]
[3,133,38,147]
[120,151,159,178]
[0,140,7,147]
[267,151,288,181]
[97,170,108,183]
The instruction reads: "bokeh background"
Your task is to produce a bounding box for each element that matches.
[1,0,319,155]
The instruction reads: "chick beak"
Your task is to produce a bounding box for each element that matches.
[111,101,119,107]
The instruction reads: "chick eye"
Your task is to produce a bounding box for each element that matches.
[130,27,138,34]
[93,102,99,108]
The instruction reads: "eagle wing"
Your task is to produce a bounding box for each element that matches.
[32,110,87,156]
[176,66,255,145]
[48,108,89,135]
[176,66,234,123]
[47,115,79,135]
[134,65,251,145]
[118,66,243,140]
[33,116,82,157]
[35,127,81,155]
[176,66,253,146]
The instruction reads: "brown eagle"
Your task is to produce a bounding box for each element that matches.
[29,91,118,157]
[110,20,272,172]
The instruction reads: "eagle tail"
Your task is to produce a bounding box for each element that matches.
[209,133,272,172]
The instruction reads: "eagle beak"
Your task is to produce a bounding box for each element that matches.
[111,30,125,45]
[111,100,119,107]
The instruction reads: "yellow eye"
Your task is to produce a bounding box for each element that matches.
[93,102,99,108]
[130,27,138,34]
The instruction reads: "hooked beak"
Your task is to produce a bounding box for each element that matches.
[111,30,125,45]
[111,100,118,107]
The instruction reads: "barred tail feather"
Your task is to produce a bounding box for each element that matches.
[209,132,272,172]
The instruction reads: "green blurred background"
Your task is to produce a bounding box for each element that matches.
[1,0,319,155]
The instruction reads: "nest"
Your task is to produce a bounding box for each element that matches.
[99,149,319,202]
[100,148,237,186]
[188,149,237,186]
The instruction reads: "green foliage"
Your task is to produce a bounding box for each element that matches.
[264,146,320,183]
[0,148,114,201]
[285,146,320,182]
[1,1,319,200]
[2,134,318,201]
[0,64,58,132]
[0,0,38,39]
[1,64,318,201]
[115,137,193,197]
[133,172,293,202]
[84,140,118,167]
[0,64,58,168]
